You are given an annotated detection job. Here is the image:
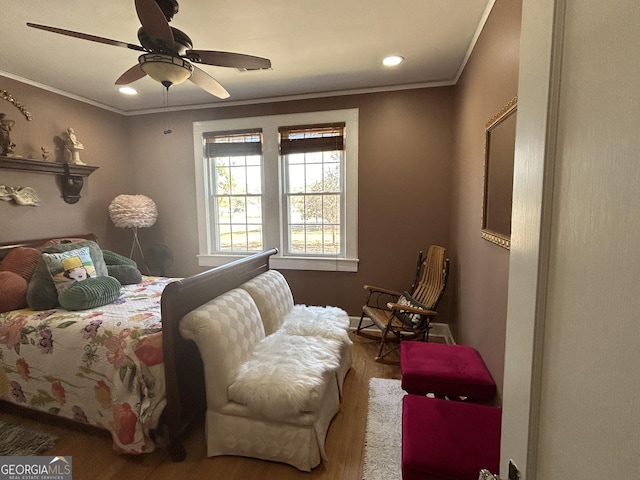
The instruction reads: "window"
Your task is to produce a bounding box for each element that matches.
[193,109,358,272]
[204,130,263,253]
[280,123,344,257]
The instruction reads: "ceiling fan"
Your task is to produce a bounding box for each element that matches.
[27,0,271,99]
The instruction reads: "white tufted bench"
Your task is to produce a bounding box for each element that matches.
[179,270,352,471]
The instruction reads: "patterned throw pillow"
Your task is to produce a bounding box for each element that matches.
[42,240,108,277]
[42,247,97,293]
[396,291,430,330]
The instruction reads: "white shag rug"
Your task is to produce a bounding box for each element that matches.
[363,378,405,480]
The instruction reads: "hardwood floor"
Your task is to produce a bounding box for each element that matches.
[0,332,402,480]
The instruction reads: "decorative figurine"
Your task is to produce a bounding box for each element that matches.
[41,146,52,160]
[64,127,86,165]
[12,186,40,206]
[0,185,40,206]
[0,113,16,156]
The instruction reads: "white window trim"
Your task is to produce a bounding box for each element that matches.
[193,109,359,272]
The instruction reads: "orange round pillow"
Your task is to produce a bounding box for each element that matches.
[0,270,29,312]
[0,246,41,281]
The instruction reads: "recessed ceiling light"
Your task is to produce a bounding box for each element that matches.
[118,86,138,95]
[383,55,404,67]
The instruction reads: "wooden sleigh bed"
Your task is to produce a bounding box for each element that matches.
[0,233,277,461]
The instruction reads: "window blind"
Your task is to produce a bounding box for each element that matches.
[278,123,345,154]
[204,129,263,157]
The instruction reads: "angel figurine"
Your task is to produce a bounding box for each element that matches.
[0,185,40,206]
[11,186,40,206]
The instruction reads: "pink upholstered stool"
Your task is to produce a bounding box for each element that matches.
[400,342,496,402]
[402,395,501,480]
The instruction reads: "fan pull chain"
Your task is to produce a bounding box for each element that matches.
[163,86,172,135]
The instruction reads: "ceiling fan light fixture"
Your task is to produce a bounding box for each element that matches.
[383,55,405,67]
[27,1,270,100]
[139,53,193,87]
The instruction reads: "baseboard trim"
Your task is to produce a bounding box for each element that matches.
[349,316,455,344]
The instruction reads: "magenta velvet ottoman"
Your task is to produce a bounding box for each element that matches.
[401,395,501,480]
[400,342,496,402]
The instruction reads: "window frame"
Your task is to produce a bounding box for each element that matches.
[193,109,359,272]
[205,129,265,253]
[280,123,346,258]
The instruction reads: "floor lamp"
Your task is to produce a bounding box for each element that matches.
[108,194,158,273]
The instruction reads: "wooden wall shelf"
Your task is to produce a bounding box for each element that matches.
[0,156,99,204]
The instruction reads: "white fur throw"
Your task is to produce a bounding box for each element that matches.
[281,305,351,346]
[227,332,342,421]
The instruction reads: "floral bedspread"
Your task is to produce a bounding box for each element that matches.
[0,276,176,454]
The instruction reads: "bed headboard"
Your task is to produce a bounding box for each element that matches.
[0,233,98,261]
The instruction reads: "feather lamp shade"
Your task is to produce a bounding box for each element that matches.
[108,194,158,229]
[108,194,158,269]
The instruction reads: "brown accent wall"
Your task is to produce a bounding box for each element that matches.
[0,76,133,252]
[450,0,522,395]
[126,88,456,317]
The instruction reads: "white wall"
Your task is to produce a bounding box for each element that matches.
[502,0,640,478]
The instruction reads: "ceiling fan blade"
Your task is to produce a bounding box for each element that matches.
[115,64,147,85]
[190,66,230,99]
[185,50,271,70]
[135,0,175,48]
[27,23,145,52]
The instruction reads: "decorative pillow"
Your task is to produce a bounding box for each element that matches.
[42,240,108,277]
[26,258,59,310]
[0,271,28,313]
[27,240,108,310]
[102,249,137,267]
[396,291,431,329]
[0,247,41,281]
[58,276,122,311]
[107,265,142,285]
[42,247,97,293]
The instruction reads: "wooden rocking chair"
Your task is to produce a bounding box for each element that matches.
[356,245,450,361]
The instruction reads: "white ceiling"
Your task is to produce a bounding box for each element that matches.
[0,0,493,114]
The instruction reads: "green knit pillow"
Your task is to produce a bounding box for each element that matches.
[26,258,60,310]
[27,240,108,310]
[58,276,122,311]
[107,265,142,285]
[102,250,141,285]
[102,249,138,267]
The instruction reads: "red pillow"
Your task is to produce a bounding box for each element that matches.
[0,247,41,281]
[0,271,29,312]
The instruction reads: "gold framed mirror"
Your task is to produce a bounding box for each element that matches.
[482,96,517,249]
